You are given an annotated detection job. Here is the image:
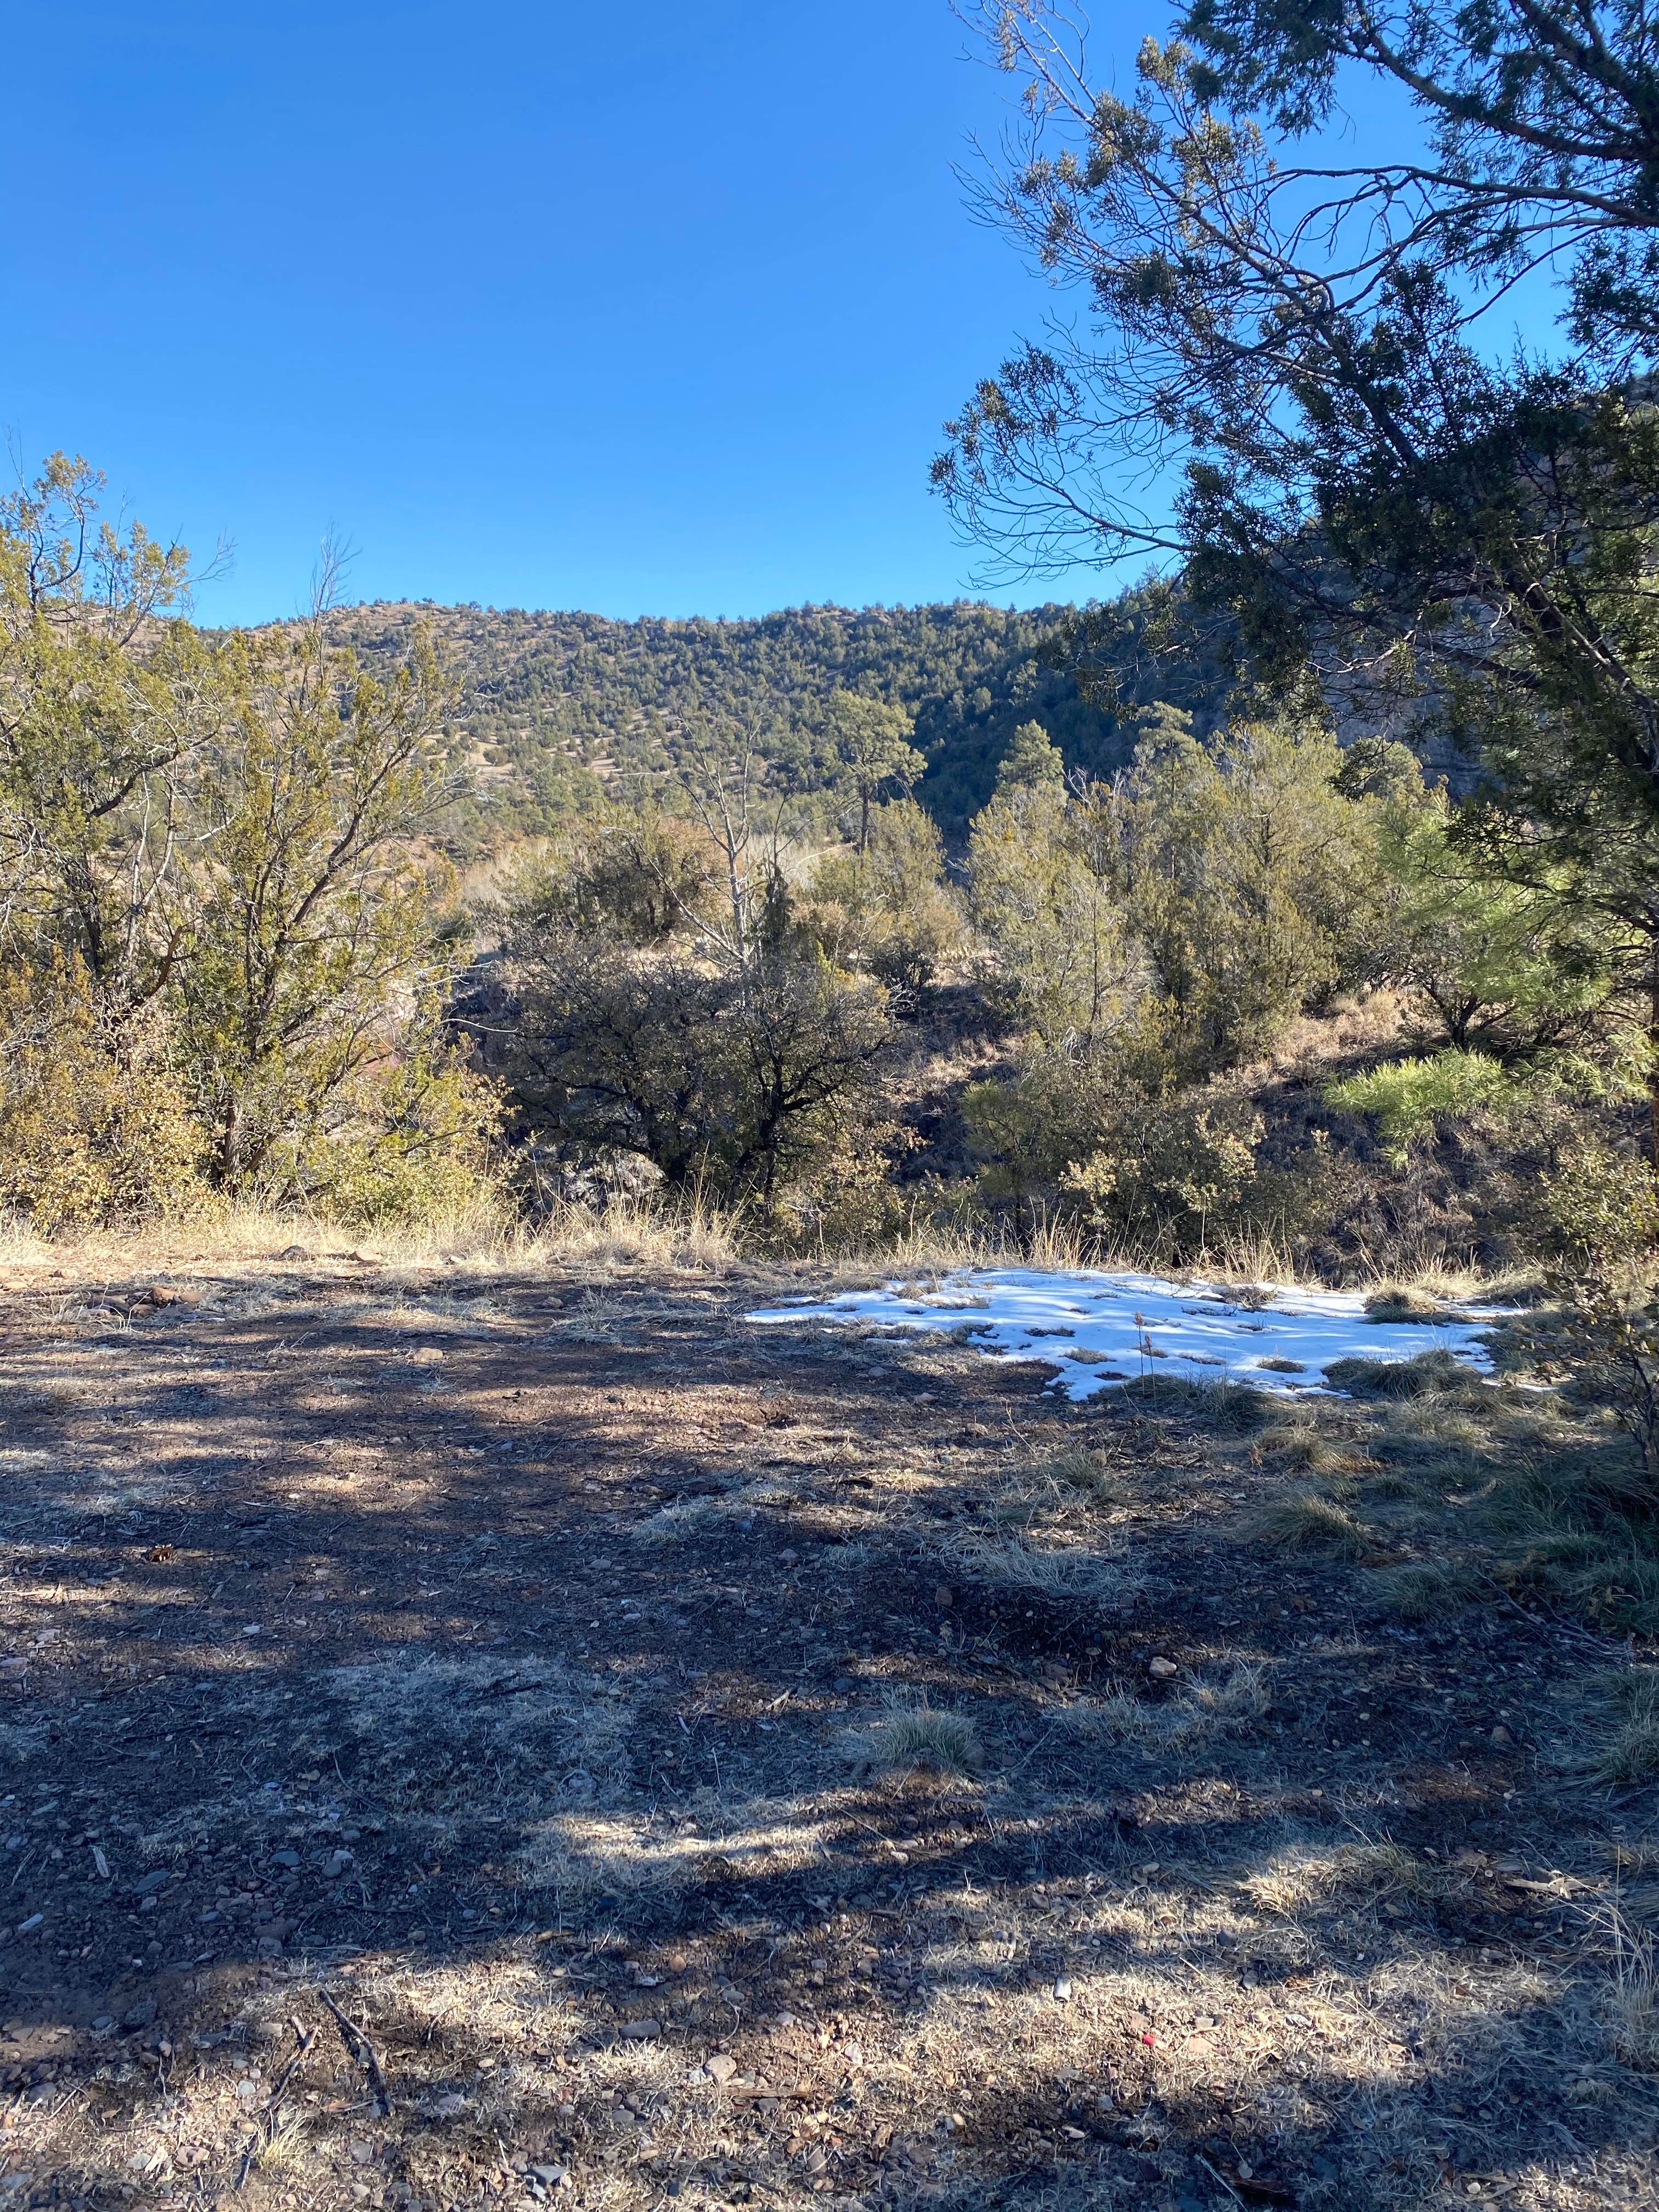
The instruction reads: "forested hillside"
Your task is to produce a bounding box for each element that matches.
[320,591,1231,848]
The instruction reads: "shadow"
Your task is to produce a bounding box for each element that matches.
[0,1259,1650,2212]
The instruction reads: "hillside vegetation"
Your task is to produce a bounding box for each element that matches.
[318,594,1229,850]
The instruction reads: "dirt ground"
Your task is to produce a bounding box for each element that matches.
[1,1244,1656,2212]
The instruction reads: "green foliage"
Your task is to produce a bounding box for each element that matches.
[803,799,964,991]
[504,927,892,1213]
[174,614,464,1195]
[0,459,498,1231]
[1370,781,1622,1054]
[968,702,1379,1071]
[962,1044,1266,1260]
[263,1043,500,1229]
[506,806,722,948]
[824,691,923,853]
[1531,1148,1659,1279]
[967,767,1142,1049]
[316,594,1235,843]
[0,958,209,1231]
[1325,1051,1538,1164]
[994,719,1066,794]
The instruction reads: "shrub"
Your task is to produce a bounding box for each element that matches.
[1325,1049,1534,1163]
[0,962,210,1231]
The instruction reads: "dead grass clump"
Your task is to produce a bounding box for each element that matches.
[1324,1348,1480,1398]
[1121,1373,1272,1427]
[1370,1558,1486,1617]
[1242,1838,1427,1915]
[941,1524,1141,1611]
[631,1477,791,1543]
[529,1195,737,1274]
[1249,1489,1369,1555]
[1364,1284,1463,1324]
[848,1702,984,1778]
[1590,1671,1659,1784]
[1256,1421,1359,1479]
[1043,1441,1132,1504]
[1063,1661,1269,1748]
[1600,1906,1659,2072]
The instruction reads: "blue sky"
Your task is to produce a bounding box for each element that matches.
[2,5,1564,628]
[1,2,1133,624]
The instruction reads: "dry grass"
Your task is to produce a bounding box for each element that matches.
[1249,1488,1370,1555]
[324,1651,637,1819]
[939,1523,1141,1610]
[0,1189,740,1281]
[1590,1670,1659,1784]
[8,1234,1659,2212]
[1059,1660,1270,1748]
[1368,1558,1487,1616]
[848,1702,985,1777]
[1599,1905,1659,2072]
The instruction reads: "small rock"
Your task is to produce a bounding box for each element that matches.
[14,1914,43,1936]
[122,2001,157,2031]
[620,2018,661,2040]
[323,1849,354,1879]
[772,2010,798,2029]
[131,1870,174,1898]
[348,2138,374,2164]
[706,2053,737,2083]
[426,2094,468,2119]
[1491,1725,1514,1746]
[934,1585,955,1611]
[270,1849,301,1869]
[1053,1978,1073,2002]
[1148,1656,1180,1680]
[839,2041,864,2068]
[528,2168,568,2188]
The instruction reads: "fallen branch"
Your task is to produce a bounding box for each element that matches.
[317,1987,391,2115]
[235,2019,319,2191]
[262,2017,316,2115]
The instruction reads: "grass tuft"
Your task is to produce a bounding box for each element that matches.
[1600,1905,1659,2072]
[1592,1671,1659,1784]
[1249,1489,1369,1555]
[941,1525,1141,1610]
[1324,1348,1480,1398]
[1369,1558,1486,1617]
[849,1703,984,1778]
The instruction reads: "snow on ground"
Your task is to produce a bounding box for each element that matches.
[746,1268,1508,1399]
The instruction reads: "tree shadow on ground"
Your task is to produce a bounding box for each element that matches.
[0,1259,1652,2211]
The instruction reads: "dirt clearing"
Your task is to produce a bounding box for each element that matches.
[1,1244,1655,2211]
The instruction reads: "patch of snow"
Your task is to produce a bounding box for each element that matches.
[745,1268,1509,1398]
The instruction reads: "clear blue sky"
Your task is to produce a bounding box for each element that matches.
[1,2,1131,625]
